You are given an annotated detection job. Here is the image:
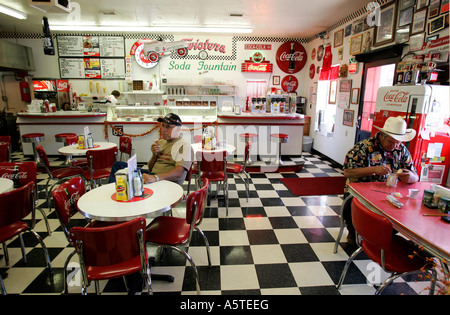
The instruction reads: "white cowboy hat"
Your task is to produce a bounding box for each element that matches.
[374,116,416,142]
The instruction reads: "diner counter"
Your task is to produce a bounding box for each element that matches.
[218,112,305,121]
[17,111,107,155]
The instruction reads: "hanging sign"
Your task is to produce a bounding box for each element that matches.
[276,41,307,74]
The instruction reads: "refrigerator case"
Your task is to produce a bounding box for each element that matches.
[372,85,450,186]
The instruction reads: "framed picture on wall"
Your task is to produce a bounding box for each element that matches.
[374,1,398,46]
[334,29,344,47]
[273,76,280,85]
[343,109,355,127]
[399,6,414,26]
[350,34,362,55]
[409,32,426,51]
[429,0,441,18]
[441,0,449,14]
[351,88,360,104]
[396,26,411,43]
[400,0,416,10]
[429,14,447,34]
[417,0,430,10]
[411,8,428,34]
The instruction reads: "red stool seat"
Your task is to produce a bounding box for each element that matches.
[239,133,258,139]
[55,133,77,143]
[22,133,45,142]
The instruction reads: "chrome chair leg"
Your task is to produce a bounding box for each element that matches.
[337,247,363,289]
[171,246,200,295]
[334,195,353,254]
[196,227,211,267]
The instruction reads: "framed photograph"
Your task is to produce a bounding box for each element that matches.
[334,29,344,47]
[400,0,416,10]
[351,88,360,104]
[409,32,426,51]
[340,79,352,93]
[374,2,398,46]
[352,18,364,34]
[429,14,447,33]
[272,76,280,85]
[399,7,414,26]
[329,80,337,104]
[416,0,429,10]
[411,8,428,34]
[396,26,411,43]
[429,0,441,18]
[345,24,352,37]
[350,34,363,55]
[343,109,355,127]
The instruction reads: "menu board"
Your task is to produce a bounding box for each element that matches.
[57,35,126,79]
[59,58,125,79]
[57,35,125,57]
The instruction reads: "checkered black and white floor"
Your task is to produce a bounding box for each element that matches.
[0,150,433,295]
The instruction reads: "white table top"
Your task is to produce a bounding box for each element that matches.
[77,180,184,222]
[191,143,236,154]
[0,178,13,194]
[58,142,117,156]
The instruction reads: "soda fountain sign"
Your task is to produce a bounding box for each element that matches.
[276,41,307,74]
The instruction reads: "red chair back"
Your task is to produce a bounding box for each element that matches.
[0,182,34,228]
[0,136,11,144]
[86,146,118,170]
[119,136,132,155]
[70,217,146,267]
[351,197,393,251]
[0,162,36,187]
[0,142,9,162]
[196,149,227,180]
[186,178,209,226]
[65,135,78,146]
[52,177,85,238]
[36,145,51,171]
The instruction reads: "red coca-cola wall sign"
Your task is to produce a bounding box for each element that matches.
[276,41,307,74]
[281,75,298,93]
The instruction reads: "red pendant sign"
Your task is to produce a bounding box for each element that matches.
[276,41,307,74]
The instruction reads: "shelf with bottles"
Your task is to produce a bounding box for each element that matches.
[162,83,237,97]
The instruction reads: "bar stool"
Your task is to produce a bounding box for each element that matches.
[21,133,45,165]
[239,133,257,164]
[271,133,289,165]
[55,133,77,165]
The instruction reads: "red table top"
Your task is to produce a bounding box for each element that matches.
[349,181,450,261]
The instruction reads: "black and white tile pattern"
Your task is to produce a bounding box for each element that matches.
[0,150,431,295]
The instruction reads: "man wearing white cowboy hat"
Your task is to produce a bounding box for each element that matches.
[342,116,419,244]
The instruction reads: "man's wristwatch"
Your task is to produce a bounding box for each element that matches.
[154,175,159,182]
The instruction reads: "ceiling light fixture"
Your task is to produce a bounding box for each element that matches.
[0,4,27,20]
[49,25,253,34]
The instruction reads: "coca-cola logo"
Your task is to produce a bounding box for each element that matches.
[276,41,307,74]
[383,91,410,103]
[1,172,27,180]
[281,75,299,93]
[57,80,69,92]
[64,191,81,210]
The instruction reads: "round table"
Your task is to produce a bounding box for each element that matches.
[0,178,13,194]
[58,142,117,156]
[77,180,184,222]
[191,143,236,155]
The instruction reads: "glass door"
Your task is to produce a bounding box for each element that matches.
[355,58,397,143]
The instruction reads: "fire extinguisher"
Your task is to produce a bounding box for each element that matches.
[20,80,31,102]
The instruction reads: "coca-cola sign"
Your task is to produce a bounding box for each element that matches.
[281,75,298,93]
[241,62,273,73]
[276,41,307,74]
[383,90,410,104]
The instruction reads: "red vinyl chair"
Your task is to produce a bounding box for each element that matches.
[82,146,118,189]
[196,149,229,215]
[36,145,84,210]
[146,178,210,295]
[226,140,251,201]
[69,217,151,295]
[52,176,118,294]
[0,162,51,235]
[119,136,132,161]
[337,198,437,295]
[0,135,11,162]
[0,182,53,279]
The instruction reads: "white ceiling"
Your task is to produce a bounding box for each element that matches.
[0,0,374,38]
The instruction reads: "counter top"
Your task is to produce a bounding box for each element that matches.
[18,111,106,118]
[218,112,304,120]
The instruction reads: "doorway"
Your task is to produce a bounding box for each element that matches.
[355,58,398,144]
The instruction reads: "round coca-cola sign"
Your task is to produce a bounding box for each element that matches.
[276,41,307,74]
[281,75,298,93]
